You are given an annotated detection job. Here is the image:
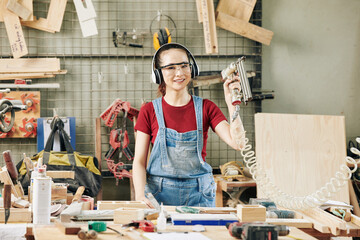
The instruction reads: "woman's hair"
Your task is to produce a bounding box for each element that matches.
[155,44,191,97]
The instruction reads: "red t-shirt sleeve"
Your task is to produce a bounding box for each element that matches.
[203,99,227,131]
[134,102,153,135]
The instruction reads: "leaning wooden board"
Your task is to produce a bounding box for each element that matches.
[255,113,349,204]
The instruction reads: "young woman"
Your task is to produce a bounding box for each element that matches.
[133,43,245,207]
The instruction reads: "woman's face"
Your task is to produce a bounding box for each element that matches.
[158,48,192,93]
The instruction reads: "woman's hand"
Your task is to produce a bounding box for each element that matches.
[136,195,155,208]
[223,75,241,107]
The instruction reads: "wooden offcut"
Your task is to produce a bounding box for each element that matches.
[216,11,273,45]
[21,0,67,33]
[0,0,32,21]
[97,200,149,210]
[255,113,349,204]
[237,204,266,222]
[216,0,257,22]
[6,0,32,20]
[1,0,28,58]
[0,169,23,198]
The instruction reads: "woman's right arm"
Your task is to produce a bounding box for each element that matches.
[132,130,153,207]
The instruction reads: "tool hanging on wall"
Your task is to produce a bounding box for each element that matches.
[221,57,253,122]
[100,100,139,182]
[19,117,37,137]
[0,98,27,133]
[112,29,146,48]
[150,11,177,50]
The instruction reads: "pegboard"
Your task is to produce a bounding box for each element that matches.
[0,0,264,172]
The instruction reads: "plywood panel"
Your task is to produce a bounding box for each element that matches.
[255,113,348,204]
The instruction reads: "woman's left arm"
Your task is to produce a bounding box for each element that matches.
[214,76,246,150]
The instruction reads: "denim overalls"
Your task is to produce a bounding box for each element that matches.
[145,96,216,207]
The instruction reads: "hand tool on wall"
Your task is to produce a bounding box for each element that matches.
[100,99,139,128]
[4,184,11,224]
[19,117,37,137]
[221,56,253,122]
[0,99,27,133]
[112,30,145,48]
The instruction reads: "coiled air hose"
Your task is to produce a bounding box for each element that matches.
[238,136,360,210]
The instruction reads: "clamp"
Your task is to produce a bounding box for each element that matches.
[123,220,155,232]
[0,99,27,133]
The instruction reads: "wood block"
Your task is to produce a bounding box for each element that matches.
[216,11,273,45]
[97,201,149,210]
[0,58,60,73]
[54,219,82,235]
[47,171,75,179]
[114,208,145,224]
[255,113,349,204]
[0,208,32,223]
[195,0,202,23]
[0,0,32,21]
[216,0,257,22]
[237,204,266,222]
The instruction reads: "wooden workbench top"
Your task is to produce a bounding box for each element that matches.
[30,223,316,240]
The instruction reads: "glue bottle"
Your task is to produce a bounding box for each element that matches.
[157,203,166,231]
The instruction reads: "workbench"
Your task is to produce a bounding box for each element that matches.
[215,175,256,207]
[27,223,316,240]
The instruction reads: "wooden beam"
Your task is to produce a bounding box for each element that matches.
[201,0,218,54]
[0,58,61,73]
[195,0,203,23]
[216,11,273,45]
[349,180,360,217]
[1,0,28,58]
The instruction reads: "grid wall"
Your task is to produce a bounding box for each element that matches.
[0,0,263,171]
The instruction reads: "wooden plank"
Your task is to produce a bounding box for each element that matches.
[216,0,257,22]
[201,0,218,54]
[255,113,349,204]
[299,208,347,235]
[47,171,75,179]
[0,83,60,88]
[266,218,313,228]
[21,17,56,33]
[1,0,28,58]
[216,11,273,45]
[113,208,145,224]
[0,58,60,73]
[0,208,32,223]
[215,178,223,207]
[0,70,66,80]
[46,0,67,32]
[6,0,31,20]
[195,0,203,23]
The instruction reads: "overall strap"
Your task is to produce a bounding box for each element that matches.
[192,95,204,163]
[152,97,165,129]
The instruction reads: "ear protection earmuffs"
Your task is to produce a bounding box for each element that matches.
[151,43,199,84]
[153,27,171,51]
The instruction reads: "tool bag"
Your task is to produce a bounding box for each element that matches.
[17,117,102,197]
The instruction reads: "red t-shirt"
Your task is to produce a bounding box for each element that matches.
[134,97,227,161]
